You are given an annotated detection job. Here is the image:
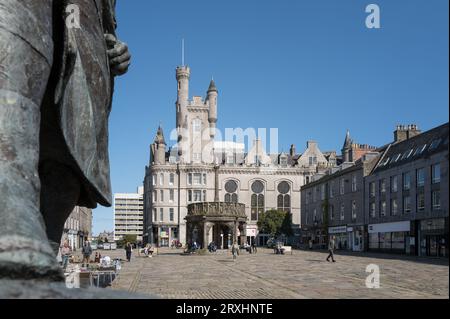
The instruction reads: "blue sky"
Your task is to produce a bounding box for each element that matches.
[92,0,449,235]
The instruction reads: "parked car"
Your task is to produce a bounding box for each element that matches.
[97,243,104,250]
[103,243,111,250]
[110,242,117,250]
[90,242,98,250]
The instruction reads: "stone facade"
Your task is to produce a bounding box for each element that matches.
[365,123,449,256]
[61,206,92,251]
[301,150,380,251]
[301,123,449,257]
[143,65,336,247]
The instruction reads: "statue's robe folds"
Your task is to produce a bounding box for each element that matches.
[0,0,119,278]
[42,0,118,207]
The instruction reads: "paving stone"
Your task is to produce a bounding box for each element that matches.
[104,248,449,299]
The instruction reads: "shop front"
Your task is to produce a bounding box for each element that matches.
[246,226,257,245]
[368,221,412,254]
[419,218,448,258]
[348,226,365,252]
[160,227,170,247]
[329,225,350,250]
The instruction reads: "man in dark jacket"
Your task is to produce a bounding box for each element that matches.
[0,0,130,280]
[326,236,336,262]
[82,240,93,267]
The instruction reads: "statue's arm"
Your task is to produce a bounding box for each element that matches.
[106,0,130,76]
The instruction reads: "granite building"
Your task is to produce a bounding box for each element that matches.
[301,123,449,257]
[61,206,92,251]
[366,123,449,256]
[301,132,380,251]
[143,65,336,247]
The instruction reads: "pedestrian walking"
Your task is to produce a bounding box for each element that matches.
[60,241,71,271]
[326,236,336,262]
[81,240,92,267]
[251,242,257,254]
[231,243,239,261]
[125,242,132,262]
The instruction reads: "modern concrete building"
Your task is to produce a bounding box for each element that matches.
[143,65,337,247]
[114,187,144,241]
[61,206,92,251]
[366,123,449,257]
[301,132,380,251]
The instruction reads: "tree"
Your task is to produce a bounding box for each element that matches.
[117,234,137,248]
[257,209,293,238]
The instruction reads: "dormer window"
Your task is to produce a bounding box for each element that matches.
[429,139,441,150]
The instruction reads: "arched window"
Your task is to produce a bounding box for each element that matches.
[224,180,238,203]
[251,181,265,221]
[277,181,291,213]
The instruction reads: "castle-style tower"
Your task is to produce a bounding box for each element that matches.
[176,65,191,154]
[151,125,166,165]
[207,79,218,139]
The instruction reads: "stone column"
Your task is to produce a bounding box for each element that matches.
[157,226,161,247]
[214,165,219,202]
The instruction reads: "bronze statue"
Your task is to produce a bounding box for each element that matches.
[0,0,130,280]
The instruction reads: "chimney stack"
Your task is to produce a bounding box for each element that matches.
[394,124,421,143]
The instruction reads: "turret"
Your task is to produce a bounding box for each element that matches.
[207,79,218,138]
[153,126,167,165]
[341,130,352,162]
[176,66,190,133]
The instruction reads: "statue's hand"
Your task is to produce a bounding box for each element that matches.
[105,34,131,76]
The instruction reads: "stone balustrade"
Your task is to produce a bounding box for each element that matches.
[187,202,246,218]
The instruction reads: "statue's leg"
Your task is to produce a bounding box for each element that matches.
[0,0,62,280]
[39,161,81,254]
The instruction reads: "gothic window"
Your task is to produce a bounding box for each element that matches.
[224,180,238,203]
[251,181,265,221]
[277,181,291,213]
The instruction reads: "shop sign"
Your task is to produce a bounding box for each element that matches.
[160,231,168,238]
[368,221,410,234]
[328,226,347,234]
[246,227,257,237]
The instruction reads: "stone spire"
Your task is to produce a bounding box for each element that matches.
[342,130,352,163]
[343,129,352,149]
[154,125,166,145]
[207,79,218,93]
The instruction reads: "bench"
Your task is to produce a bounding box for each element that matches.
[282,246,293,255]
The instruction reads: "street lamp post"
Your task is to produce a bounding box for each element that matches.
[177,162,181,244]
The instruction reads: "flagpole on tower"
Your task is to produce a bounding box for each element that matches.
[182,38,185,66]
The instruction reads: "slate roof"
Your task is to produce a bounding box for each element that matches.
[373,122,449,173]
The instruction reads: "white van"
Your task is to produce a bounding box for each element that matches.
[103,243,111,250]
[110,242,117,250]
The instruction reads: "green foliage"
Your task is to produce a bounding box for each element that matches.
[257,209,293,237]
[116,234,137,248]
